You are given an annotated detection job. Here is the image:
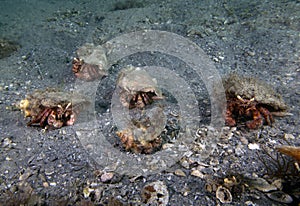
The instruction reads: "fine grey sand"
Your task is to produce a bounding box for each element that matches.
[0,0,299,205]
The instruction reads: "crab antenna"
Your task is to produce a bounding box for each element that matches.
[250,97,255,102]
[237,95,245,102]
[65,102,72,111]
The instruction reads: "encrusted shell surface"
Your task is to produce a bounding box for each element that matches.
[117,66,162,96]
[76,43,108,68]
[223,73,288,111]
[74,43,108,81]
[131,107,165,142]
[19,88,90,118]
[116,106,166,153]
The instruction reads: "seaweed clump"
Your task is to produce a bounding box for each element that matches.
[257,145,300,203]
[257,145,299,178]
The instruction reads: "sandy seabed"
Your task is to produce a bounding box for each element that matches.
[0,0,299,205]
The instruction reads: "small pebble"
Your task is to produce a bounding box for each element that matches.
[2,137,17,148]
[248,143,260,150]
[43,182,49,188]
[100,172,114,182]
[247,51,256,56]
[218,56,225,60]
[49,182,57,186]
[181,186,190,196]
[226,148,234,154]
[213,57,219,62]
[5,156,12,161]
[45,169,55,176]
[240,136,249,145]
[283,133,295,140]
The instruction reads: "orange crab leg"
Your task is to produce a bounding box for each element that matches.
[259,106,274,125]
[246,109,263,129]
[27,108,52,127]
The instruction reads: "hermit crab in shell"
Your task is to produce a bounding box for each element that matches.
[72,43,108,81]
[18,89,90,129]
[116,66,164,109]
[223,74,288,129]
[116,107,166,154]
[115,66,166,153]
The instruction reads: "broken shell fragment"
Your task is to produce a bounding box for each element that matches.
[266,191,293,204]
[216,186,232,204]
[83,187,94,198]
[141,181,169,206]
[244,177,277,192]
[72,43,108,81]
[116,66,163,109]
[174,169,186,177]
[276,145,300,162]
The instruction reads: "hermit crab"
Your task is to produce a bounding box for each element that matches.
[223,74,288,129]
[116,107,166,154]
[115,66,166,153]
[18,89,89,129]
[116,66,164,109]
[72,43,108,81]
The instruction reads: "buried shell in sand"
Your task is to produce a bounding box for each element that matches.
[116,106,166,154]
